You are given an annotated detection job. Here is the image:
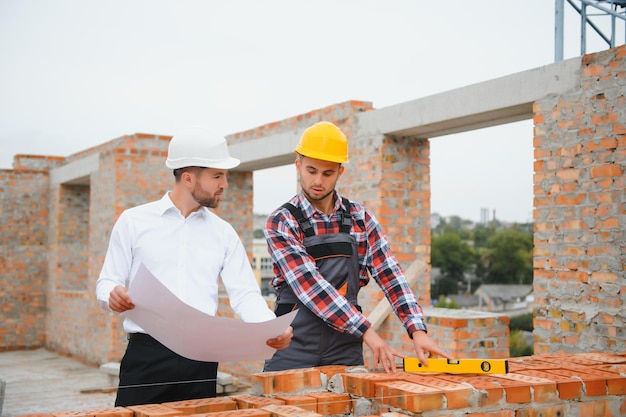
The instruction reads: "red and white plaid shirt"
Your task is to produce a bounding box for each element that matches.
[264,191,427,337]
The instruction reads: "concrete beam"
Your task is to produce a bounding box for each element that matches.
[230,131,301,172]
[357,56,581,139]
[49,153,99,185]
[227,57,581,172]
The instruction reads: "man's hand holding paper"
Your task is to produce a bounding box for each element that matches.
[125,263,296,362]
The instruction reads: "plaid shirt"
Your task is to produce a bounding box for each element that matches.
[264,191,427,337]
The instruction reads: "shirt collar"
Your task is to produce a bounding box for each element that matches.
[158,192,208,218]
[157,192,176,215]
[295,190,347,217]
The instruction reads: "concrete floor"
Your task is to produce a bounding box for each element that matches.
[0,348,117,417]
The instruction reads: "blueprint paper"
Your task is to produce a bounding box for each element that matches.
[125,262,296,362]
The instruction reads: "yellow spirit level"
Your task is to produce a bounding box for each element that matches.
[403,358,509,374]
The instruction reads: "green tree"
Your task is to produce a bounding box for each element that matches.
[430,275,459,300]
[431,232,475,299]
[510,312,534,332]
[482,228,533,284]
[432,215,471,240]
[510,329,533,357]
[471,224,497,249]
[434,295,459,309]
[470,225,497,284]
[431,233,475,281]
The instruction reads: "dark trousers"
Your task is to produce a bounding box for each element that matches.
[115,333,218,406]
[263,304,363,372]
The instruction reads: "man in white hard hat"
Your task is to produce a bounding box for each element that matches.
[96,126,293,406]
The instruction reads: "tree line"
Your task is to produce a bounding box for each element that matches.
[430,214,533,300]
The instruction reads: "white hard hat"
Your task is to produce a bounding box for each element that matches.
[165,126,240,170]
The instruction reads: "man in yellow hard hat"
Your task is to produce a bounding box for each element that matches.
[96,126,292,406]
[263,121,451,372]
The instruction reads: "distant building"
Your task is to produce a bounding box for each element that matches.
[474,284,533,312]
[252,238,276,298]
[447,293,480,309]
[253,213,268,232]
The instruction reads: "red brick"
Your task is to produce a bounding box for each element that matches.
[252,368,321,395]
[125,404,181,417]
[273,395,317,412]
[541,368,607,396]
[343,371,407,397]
[162,397,237,414]
[48,413,89,417]
[188,410,270,417]
[315,365,348,380]
[306,392,352,415]
[436,374,505,406]
[83,408,133,417]
[376,413,412,417]
[514,404,566,417]
[516,369,583,400]
[259,404,321,417]
[375,380,444,412]
[456,411,514,417]
[493,373,557,402]
[229,395,285,409]
[574,352,626,364]
[574,399,610,417]
[401,373,474,409]
[13,415,55,417]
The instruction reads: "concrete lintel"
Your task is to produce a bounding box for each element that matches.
[357,56,582,139]
[227,57,581,171]
[230,131,300,171]
[50,154,99,185]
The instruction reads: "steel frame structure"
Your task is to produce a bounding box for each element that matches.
[555,0,626,60]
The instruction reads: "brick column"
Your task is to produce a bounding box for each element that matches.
[348,132,432,311]
[532,45,626,354]
[0,161,51,350]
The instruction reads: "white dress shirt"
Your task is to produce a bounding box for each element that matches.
[96,192,275,333]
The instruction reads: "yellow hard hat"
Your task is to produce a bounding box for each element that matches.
[295,121,348,163]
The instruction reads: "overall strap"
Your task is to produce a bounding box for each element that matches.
[339,197,353,233]
[282,197,353,237]
[281,203,315,237]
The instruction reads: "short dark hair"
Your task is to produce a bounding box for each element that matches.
[173,166,204,182]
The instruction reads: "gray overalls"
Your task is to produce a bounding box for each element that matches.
[264,198,363,372]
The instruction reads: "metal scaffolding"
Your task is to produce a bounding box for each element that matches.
[555,0,626,61]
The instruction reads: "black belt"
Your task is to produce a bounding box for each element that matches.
[127,333,157,343]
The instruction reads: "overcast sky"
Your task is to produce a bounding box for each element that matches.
[0,1,619,222]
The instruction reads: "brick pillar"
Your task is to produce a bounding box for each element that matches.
[76,133,171,365]
[0,162,51,350]
[45,184,91,357]
[216,170,255,318]
[532,45,626,354]
[217,170,254,262]
[349,132,432,312]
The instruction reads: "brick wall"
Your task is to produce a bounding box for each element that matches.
[532,45,626,354]
[0,45,624,414]
[89,134,172,363]
[335,124,434,308]
[15,352,626,417]
[0,159,53,350]
[215,302,510,383]
[38,134,172,363]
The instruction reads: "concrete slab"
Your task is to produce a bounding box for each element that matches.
[0,349,248,417]
[0,348,116,417]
